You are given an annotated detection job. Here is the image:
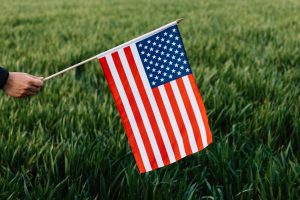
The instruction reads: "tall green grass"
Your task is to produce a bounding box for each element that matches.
[0,0,299,199]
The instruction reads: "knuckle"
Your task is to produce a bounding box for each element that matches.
[27,80,34,85]
[21,90,27,95]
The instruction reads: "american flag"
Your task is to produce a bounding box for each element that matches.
[98,22,212,173]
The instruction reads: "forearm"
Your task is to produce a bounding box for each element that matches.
[0,67,9,89]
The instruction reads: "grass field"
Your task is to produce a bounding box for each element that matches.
[0,0,299,199]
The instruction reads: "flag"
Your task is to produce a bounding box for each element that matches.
[98,21,212,173]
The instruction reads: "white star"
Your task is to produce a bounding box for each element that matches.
[150,47,154,51]
[178,44,182,48]
[172,55,175,59]
[152,68,156,72]
[166,67,170,71]
[169,34,173,38]
[158,70,162,74]
[172,42,176,46]
[152,81,156,85]
[161,38,165,42]
[177,71,181,75]
[169,74,173,79]
[160,64,164,68]
[158,44,162,48]
[175,63,179,67]
[149,73,153,77]
[160,78,164,82]
[175,36,179,40]
[169,61,173,65]
[155,76,158,80]
[175,50,179,54]
[156,36,160,40]
[163,59,167,63]
[144,58,148,62]
[183,60,187,64]
[161,51,165,55]
[146,66,150,70]
[180,52,184,56]
[152,55,156,59]
[153,42,157,46]
[147,53,150,57]
[177,58,182,62]
[147,40,151,44]
[149,60,153,64]
[155,50,159,53]
[163,72,167,76]
[144,46,148,49]
[166,53,170,57]
[186,68,190,72]
[164,32,168,36]
[163,46,167,50]
[158,57,161,61]
[141,51,145,54]
[155,62,159,67]
[180,66,184,69]
[139,43,143,47]
[172,69,176,73]
[169,48,173,51]
[172,28,176,32]
[166,40,170,44]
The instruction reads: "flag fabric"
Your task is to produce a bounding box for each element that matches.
[98,22,212,173]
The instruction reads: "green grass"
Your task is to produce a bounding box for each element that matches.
[0,0,299,199]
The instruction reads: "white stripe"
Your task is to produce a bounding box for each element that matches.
[130,44,176,163]
[118,49,165,167]
[105,55,152,171]
[183,76,208,147]
[158,86,187,157]
[170,80,199,153]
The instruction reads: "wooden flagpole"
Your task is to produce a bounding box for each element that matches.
[43,18,183,81]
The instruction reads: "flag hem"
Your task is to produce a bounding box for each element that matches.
[97,20,179,59]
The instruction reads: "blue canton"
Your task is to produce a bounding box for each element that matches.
[136,25,192,88]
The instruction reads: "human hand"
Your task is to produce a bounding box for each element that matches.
[3,72,44,98]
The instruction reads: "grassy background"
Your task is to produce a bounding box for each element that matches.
[0,0,299,199]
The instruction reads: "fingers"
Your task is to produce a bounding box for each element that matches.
[19,74,44,98]
[23,90,36,97]
[13,89,36,98]
[26,85,41,93]
[28,74,44,80]
[21,74,43,98]
[19,86,40,98]
[28,77,44,87]
[23,76,43,97]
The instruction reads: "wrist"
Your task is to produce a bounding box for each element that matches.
[0,67,9,89]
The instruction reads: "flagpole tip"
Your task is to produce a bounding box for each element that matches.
[176,18,184,24]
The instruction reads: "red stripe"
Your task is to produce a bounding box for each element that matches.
[176,78,204,150]
[164,82,193,155]
[111,52,158,169]
[123,47,171,166]
[152,87,182,161]
[99,57,146,173]
[188,74,212,144]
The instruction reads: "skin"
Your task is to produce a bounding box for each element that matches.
[3,72,44,98]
